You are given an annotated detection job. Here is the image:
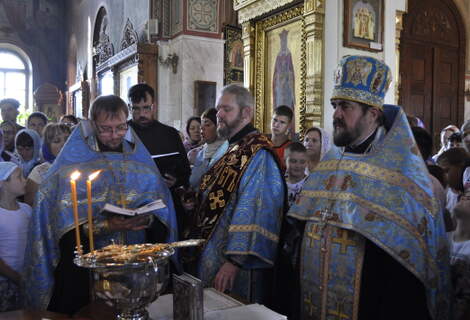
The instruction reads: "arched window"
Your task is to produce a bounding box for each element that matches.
[0,49,31,109]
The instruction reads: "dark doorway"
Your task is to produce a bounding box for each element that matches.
[399,0,465,150]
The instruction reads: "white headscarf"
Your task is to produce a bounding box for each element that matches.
[317,127,332,160]
[305,126,332,160]
[13,128,41,177]
[0,161,18,181]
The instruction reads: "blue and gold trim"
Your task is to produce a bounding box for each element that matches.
[288,105,451,319]
[23,121,178,309]
[332,55,392,109]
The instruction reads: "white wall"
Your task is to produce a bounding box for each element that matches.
[322,0,407,134]
[157,35,225,132]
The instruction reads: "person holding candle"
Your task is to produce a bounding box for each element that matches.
[0,162,31,312]
[23,95,178,315]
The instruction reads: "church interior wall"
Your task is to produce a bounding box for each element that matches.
[156,0,226,130]
[0,0,66,109]
[322,0,406,133]
[65,0,231,129]
[157,35,224,130]
[65,0,150,93]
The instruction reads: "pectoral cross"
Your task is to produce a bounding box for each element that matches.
[319,206,333,231]
[316,205,335,252]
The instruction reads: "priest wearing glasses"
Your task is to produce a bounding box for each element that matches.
[23,95,178,315]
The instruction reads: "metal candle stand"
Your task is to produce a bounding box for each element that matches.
[74,247,174,320]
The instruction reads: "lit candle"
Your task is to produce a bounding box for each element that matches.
[86,170,101,253]
[70,170,82,255]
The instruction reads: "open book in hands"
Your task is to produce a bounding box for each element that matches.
[102,199,166,217]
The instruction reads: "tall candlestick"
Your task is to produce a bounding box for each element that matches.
[70,170,82,255]
[86,170,101,253]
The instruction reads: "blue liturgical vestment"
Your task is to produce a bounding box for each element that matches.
[195,131,285,303]
[288,105,451,320]
[23,121,178,310]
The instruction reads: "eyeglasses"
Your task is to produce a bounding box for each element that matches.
[129,105,152,113]
[95,123,128,136]
[62,122,75,127]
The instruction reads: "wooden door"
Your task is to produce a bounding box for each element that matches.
[399,0,465,150]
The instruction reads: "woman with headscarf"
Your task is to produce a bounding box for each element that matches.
[303,126,332,172]
[183,116,203,153]
[24,123,71,206]
[188,108,228,188]
[432,125,460,163]
[12,129,41,178]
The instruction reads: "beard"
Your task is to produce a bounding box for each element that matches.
[217,112,244,139]
[333,118,364,147]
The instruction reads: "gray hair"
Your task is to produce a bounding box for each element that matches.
[220,84,254,109]
[89,95,128,121]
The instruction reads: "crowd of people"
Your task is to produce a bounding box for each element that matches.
[0,55,469,319]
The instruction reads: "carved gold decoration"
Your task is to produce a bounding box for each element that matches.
[303,0,325,129]
[253,6,306,133]
[235,0,325,133]
[304,0,324,13]
[241,21,255,91]
[234,0,298,24]
[395,11,404,104]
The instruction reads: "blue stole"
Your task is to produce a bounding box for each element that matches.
[23,121,178,309]
[288,105,451,319]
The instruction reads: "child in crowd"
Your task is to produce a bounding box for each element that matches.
[450,196,470,320]
[447,132,464,149]
[59,114,79,128]
[26,112,48,138]
[25,123,71,206]
[13,129,41,178]
[284,142,308,208]
[437,148,470,214]
[0,162,31,312]
[270,105,293,171]
[0,121,17,153]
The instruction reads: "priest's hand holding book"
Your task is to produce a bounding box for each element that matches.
[103,200,165,232]
[107,214,153,232]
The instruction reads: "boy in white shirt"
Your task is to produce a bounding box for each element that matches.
[0,162,31,311]
[284,142,309,208]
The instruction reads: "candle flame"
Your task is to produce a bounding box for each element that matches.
[70,170,81,181]
[88,170,101,181]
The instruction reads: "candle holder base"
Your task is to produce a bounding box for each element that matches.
[117,308,149,320]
